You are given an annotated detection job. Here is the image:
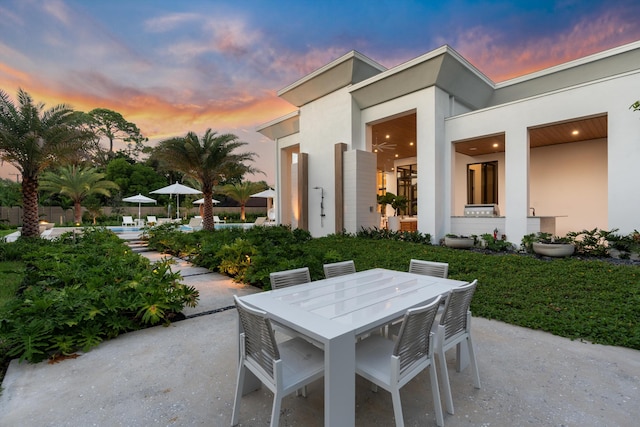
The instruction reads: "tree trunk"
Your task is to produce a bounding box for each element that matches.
[21,175,41,238]
[74,201,82,224]
[240,204,246,221]
[202,191,215,231]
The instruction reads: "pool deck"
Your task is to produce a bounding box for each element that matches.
[1,242,639,426]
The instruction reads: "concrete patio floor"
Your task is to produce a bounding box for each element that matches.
[1,244,639,426]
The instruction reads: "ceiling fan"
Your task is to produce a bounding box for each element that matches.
[373,135,397,152]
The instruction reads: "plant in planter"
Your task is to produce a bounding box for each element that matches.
[377,192,396,219]
[444,233,476,249]
[522,232,575,257]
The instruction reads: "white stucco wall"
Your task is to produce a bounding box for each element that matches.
[530,138,607,236]
[298,86,354,236]
[446,69,640,241]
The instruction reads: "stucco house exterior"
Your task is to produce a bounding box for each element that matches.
[257,41,640,244]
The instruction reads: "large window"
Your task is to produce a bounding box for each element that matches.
[397,164,417,216]
[467,161,497,204]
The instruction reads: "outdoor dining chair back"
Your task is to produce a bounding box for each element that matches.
[409,259,449,278]
[435,279,481,415]
[355,296,444,427]
[270,267,311,290]
[231,296,325,427]
[323,260,356,279]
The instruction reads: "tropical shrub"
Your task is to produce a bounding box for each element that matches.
[0,228,198,363]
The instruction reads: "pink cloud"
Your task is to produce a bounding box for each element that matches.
[454,11,640,82]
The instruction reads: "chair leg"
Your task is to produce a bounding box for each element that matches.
[437,349,454,415]
[271,391,283,427]
[390,388,405,427]
[428,362,445,427]
[230,365,245,426]
[467,335,481,389]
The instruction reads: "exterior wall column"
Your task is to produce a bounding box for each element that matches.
[503,126,529,242]
[417,87,449,242]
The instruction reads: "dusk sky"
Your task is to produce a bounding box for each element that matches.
[2,0,640,185]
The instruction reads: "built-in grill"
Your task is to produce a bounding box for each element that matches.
[464,204,500,217]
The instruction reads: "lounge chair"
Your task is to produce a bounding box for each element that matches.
[187,217,202,231]
[254,216,268,226]
[122,216,135,227]
[146,216,157,226]
[213,215,225,224]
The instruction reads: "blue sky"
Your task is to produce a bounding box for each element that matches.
[1,0,640,183]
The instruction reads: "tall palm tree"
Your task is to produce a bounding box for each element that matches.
[0,89,91,237]
[222,181,266,221]
[153,129,260,231]
[40,165,119,224]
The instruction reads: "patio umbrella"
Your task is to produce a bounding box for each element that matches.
[122,194,156,220]
[250,188,276,199]
[151,183,202,219]
[193,198,220,205]
[193,197,220,218]
[251,188,276,220]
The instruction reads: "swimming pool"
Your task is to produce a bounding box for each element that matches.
[108,223,254,233]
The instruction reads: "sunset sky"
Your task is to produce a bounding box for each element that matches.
[2,0,640,185]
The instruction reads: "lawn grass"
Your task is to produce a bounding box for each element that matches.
[303,236,640,349]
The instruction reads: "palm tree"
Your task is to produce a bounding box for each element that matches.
[0,89,91,237]
[153,129,260,231]
[40,165,119,224]
[222,181,266,221]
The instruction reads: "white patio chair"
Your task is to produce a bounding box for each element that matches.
[355,296,444,427]
[254,216,268,226]
[231,296,324,427]
[121,216,135,227]
[434,280,480,415]
[323,260,356,279]
[146,216,157,226]
[213,215,225,224]
[187,217,202,230]
[409,259,449,278]
[269,267,311,290]
[387,259,450,338]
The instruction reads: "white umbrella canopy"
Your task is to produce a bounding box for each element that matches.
[250,188,276,199]
[122,194,156,219]
[151,183,202,219]
[251,188,276,220]
[193,198,220,205]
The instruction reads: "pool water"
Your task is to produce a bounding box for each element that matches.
[108,223,254,233]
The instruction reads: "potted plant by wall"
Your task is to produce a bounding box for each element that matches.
[444,234,476,249]
[523,232,575,257]
[383,194,408,231]
[377,192,396,221]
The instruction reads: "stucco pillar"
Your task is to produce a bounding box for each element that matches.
[504,127,529,243]
[417,87,449,242]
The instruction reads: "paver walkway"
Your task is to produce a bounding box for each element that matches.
[1,240,639,426]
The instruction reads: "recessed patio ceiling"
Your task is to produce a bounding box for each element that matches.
[371,113,417,171]
[454,114,608,156]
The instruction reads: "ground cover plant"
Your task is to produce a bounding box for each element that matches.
[0,228,199,364]
[146,226,640,350]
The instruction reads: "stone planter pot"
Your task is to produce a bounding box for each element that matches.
[444,236,475,249]
[532,242,575,257]
[387,216,400,232]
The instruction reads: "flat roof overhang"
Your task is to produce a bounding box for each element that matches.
[256,110,299,140]
[349,46,495,110]
[278,51,386,107]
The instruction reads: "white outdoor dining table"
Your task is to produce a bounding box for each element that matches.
[237,268,466,426]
